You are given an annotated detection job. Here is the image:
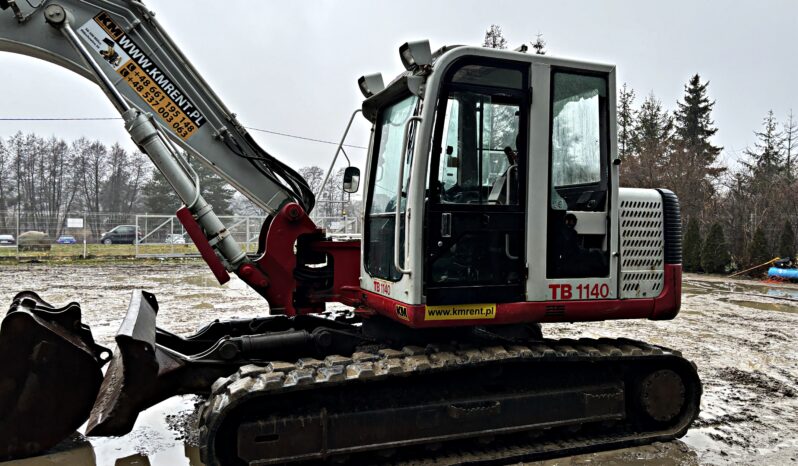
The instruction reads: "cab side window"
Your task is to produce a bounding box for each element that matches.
[547,71,610,278]
[437,93,521,205]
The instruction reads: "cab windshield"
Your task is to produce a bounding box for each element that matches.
[364,94,419,281]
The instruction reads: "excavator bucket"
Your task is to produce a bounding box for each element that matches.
[0,292,110,460]
[87,289,166,436]
[87,290,243,437]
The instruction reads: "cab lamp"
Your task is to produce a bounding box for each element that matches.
[358,73,385,98]
[399,40,432,71]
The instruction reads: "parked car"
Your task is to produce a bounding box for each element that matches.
[18,231,51,251]
[164,234,186,244]
[56,235,77,244]
[99,225,142,245]
[0,234,14,246]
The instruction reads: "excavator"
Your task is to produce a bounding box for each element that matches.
[0,1,701,464]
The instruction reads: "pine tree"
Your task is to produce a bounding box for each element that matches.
[142,161,234,215]
[674,75,722,164]
[671,74,723,222]
[628,93,673,188]
[617,83,636,162]
[194,161,234,215]
[743,110,785,181]
[700,222,730,273]
[143,167,180,214]
[779,220,796,259]
[747,226,771,268]
[683,217,703,272]
[483,25,508,49]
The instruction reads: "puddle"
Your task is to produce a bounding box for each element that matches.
[725,299,798,314]
[683,277,798,315]
[91,397,202,466]
[1,265,797,465]
[3,397,204,466]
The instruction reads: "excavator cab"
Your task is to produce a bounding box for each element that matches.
[359,43,630,325]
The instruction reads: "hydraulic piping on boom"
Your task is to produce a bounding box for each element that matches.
[43,4,249,272]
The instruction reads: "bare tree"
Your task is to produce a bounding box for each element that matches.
[0,138,11,228]
[228,192,264,216]
[298,166,325,195]
[784,110,797,182]
[125,151,148,212]
[10,132,47,231]
[100,143,147,214]
[43,136,73,236]
[73,138,108,234]
[103,143,128,213]
[531,33,546,55]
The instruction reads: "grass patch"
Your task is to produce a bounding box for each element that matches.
[0,241,260,264]
[0,243,200,258]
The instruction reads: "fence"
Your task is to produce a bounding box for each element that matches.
[0,210,137,241]
[0,209,362,260]
[134,214,267,258]
[311,216,362,239]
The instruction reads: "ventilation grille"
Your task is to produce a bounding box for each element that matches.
[619,190,665,299]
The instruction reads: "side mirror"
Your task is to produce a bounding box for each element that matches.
[342,166,360,193]
[446,146,458,168]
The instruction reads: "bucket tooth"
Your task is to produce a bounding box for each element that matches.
[0,292,109,460]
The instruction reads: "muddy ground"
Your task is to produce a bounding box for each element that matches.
[0,262,796,465]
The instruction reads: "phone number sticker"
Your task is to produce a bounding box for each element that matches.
[119,62,199,139]
[79,11,206,140]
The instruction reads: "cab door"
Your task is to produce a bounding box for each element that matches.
[546,71,612,281]
[424,60,529,305]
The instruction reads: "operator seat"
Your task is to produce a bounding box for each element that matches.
[488,145,520,205]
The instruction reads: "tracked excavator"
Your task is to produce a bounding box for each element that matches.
[0,1,701,464]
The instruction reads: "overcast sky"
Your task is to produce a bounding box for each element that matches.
[1,0,797,173]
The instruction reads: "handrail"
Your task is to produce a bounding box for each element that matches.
[394,116,422,275]
[504,164,519,259]
[316,109,362,199]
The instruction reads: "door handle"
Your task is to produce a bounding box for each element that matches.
[441,213,452,238]
[506,164,517,205]
[505,234,519,260]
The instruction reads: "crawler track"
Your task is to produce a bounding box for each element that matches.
[199,338,701,465]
